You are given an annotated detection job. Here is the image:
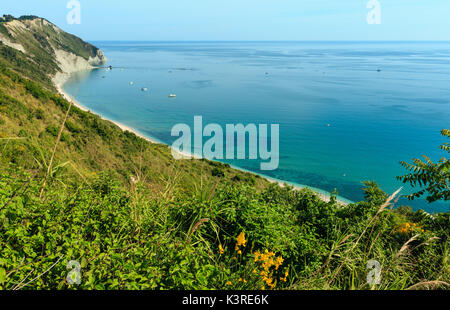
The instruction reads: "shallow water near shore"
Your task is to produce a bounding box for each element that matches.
[62,41,450,212]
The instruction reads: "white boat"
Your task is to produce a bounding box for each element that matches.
[168,94,176,98]
[141,87,148,92]
[129,81,134,85]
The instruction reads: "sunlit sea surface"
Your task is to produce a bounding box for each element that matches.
[63,41,450,212]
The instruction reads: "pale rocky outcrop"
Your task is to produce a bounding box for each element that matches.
[0,17,107,88]
[0,33,26,53]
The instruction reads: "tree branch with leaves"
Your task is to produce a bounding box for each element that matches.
[397,129,449,203]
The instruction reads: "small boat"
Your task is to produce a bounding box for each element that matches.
[141,87,148,92]
[168,94,176,98]
[129,81,134,85]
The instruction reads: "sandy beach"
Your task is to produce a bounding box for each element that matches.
[53,72,159,145]
[53,72,350,206]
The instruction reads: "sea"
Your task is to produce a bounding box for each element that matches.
[62,41,450,213]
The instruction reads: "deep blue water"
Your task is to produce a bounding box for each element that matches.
[63,41,450,212]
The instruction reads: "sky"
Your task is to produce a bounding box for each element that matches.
[2,0,449,41]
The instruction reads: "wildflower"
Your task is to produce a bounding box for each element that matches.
[253,249,285,289]
[226,281,232,286]
[280,269,289,282]
[236,231,246,248]
[254,251,260,262]
[275,256,284,270]
[397,222,424,234]
[218,243,224,255]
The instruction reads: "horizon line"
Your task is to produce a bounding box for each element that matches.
[87,39,450,43]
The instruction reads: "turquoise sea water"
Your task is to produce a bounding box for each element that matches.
[63,41,450,212]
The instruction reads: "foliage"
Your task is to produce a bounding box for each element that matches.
[398,129,449,202]
[211,167,225,177]
[0,165,448,290]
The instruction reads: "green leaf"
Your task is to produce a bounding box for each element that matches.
[0,268,6,284]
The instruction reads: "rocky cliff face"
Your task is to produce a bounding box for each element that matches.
[0,15,107,87]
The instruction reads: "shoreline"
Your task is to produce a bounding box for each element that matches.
[54,71,352,206]
[54,72,160,145]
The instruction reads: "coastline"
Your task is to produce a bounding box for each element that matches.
[54,72,159,144]
[54,72,351,206]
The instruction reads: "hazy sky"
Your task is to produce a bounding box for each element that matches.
[2,0,449,41]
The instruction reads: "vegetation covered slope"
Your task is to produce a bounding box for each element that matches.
[0,16,448,290]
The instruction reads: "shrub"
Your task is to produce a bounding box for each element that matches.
[211,167,225,177]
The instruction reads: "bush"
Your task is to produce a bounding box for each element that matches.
[211,167,225,177]
[46,125,59,137]
[65,120,82,134]
[34,108,44,120]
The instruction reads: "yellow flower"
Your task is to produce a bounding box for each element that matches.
[236,231,246,248]
[226,281,232,286]
[237,250,242,255]
[280,269,289,282]
[275,256,284,269]
[397,222,424,234]
[218,243,224,255]
[254,251,260,262]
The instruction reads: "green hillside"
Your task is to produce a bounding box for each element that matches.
[0,16,448,290]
